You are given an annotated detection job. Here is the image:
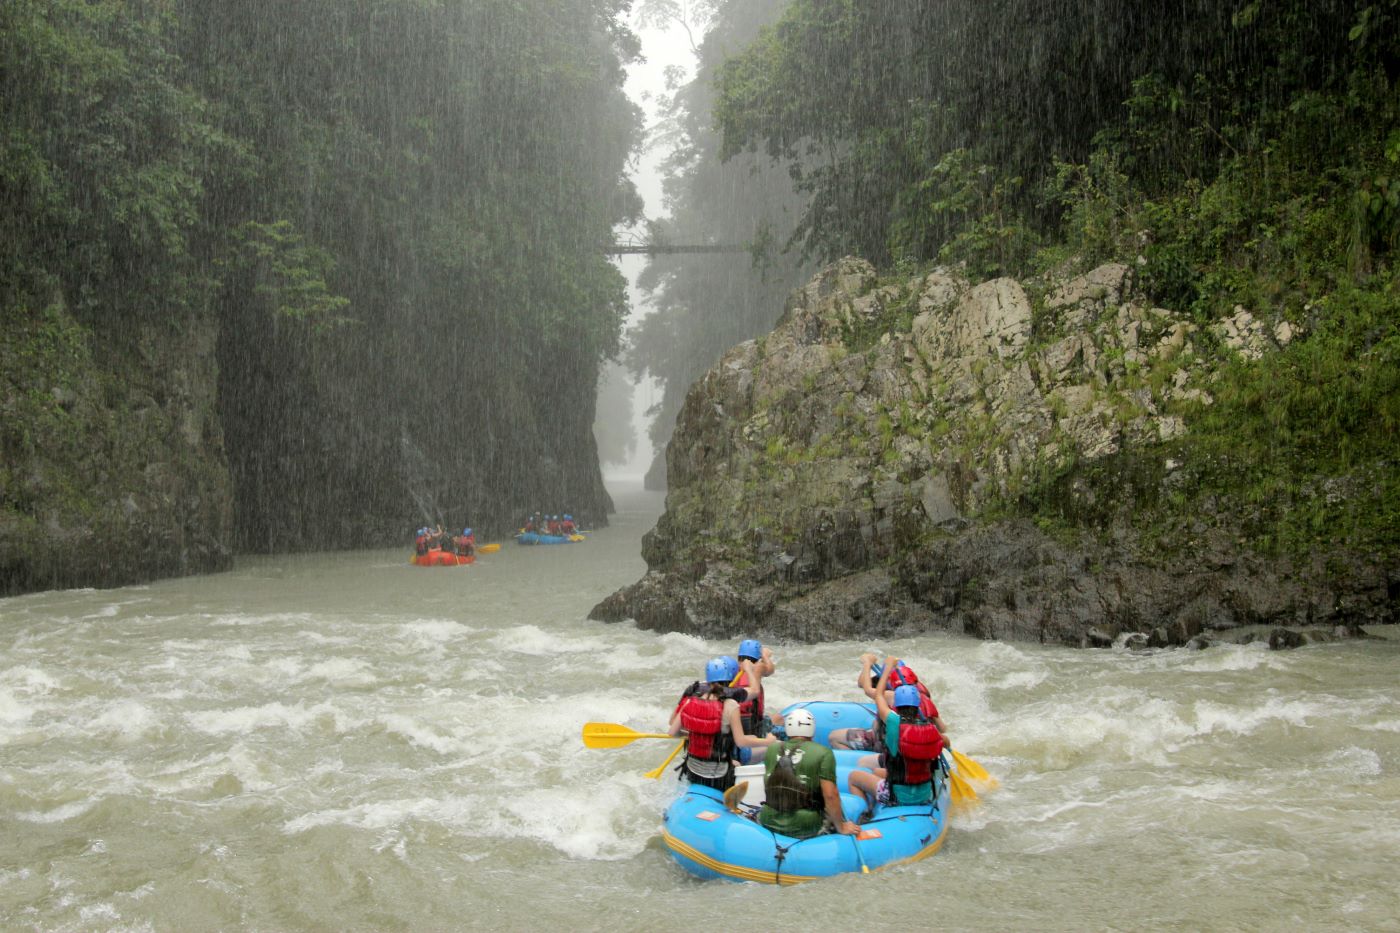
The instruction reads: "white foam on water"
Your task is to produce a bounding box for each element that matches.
[397,619,474,650]
[988,669,1048,691]
[0,664,60,695]
[0,687,36,728]
[89,700,163,743]
[571,694,673,735]
[1191,696,1332,737]
[298,629,358,646]
[595,643,686,680]
[993,690,1196,767]
[1176,642,1277,672]
[656,631,712,653]
[282,796,460,835]
[207,613,268,628]
[489,624,614,657]
[15,798,99,823]
[157,639,221,661]
[304,657,376,686]
[500,782,649,860]
[184,700,340,735]
[378,713,465,756]
[79,903,120,923]
[1323,745,1382,777]
[262,655,302,679]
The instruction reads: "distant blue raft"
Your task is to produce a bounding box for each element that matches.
[661,700,952,884]
[514,531,584,545]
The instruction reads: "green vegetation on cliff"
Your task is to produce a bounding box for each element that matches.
[712,0,1400,559]
[1,0,641,588]
[625,0,815,481]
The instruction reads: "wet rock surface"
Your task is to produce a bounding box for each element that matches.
[592,259,1397,648]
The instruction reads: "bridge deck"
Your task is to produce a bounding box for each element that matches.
[605,244,748,255]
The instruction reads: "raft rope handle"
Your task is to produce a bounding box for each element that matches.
[761,822,792,886]
[931,753,951,816]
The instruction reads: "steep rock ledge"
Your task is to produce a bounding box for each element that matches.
[592,259,1396,647]
[1,298,233,593]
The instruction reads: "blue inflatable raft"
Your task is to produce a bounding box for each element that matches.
[515,531,583,545]
[661,700,952,884]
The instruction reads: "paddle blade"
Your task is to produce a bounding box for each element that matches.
[477,543,501,554]
[949,769,979,810]
[645,739,686,779]
[581,722,672,749]
[952,749,998,788]
[723,781,749,814]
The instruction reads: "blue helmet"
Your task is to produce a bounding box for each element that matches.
[564,514,572,520]
[737,639,762,661]
[463,528,472,536]
[893,684,921,710]
[720,655,740,681]
[704,657,731,684]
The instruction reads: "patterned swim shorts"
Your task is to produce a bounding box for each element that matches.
[843,728,876,751]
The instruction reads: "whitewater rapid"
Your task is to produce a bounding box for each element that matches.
[2,481,1397,931]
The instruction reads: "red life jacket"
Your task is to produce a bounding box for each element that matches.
[733,672,765,734]
[885,714,943,786]
[679,695,729,761]
[887,675,939,722]
[888,666,918,688]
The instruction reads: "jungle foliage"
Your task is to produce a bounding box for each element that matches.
[1,0,642,551]
[625,0,815,479]
[713,0,1400,556]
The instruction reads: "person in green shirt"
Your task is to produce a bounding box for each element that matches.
[757,708,860,839]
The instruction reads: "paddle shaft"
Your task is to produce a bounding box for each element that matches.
[581,722,674,748]
[645,738,686,779]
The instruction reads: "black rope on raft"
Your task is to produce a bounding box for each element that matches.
[933,753,951,816]
[763,825,793,886]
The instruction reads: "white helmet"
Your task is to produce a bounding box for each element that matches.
[784,708,816,740]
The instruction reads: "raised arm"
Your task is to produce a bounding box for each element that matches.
[739,657,764,698]
[873,655,896,720]
[725,699,777,750]
[856,652,880,700]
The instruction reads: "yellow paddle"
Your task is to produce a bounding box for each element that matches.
[948,765,978,808]
[476,543,501,554]
[951,748,997,788]
[722,781,749,814]
[645,738,686,779]
[581,722,674,749]
[852,834,871,874]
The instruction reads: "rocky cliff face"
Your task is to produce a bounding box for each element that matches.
[1,297,234,594]
[1,289,615,595]
[591,259,1395,647]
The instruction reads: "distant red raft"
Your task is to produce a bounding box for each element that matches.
[410,549,475,566]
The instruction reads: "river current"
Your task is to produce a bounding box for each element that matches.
[2,480,1397,932]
